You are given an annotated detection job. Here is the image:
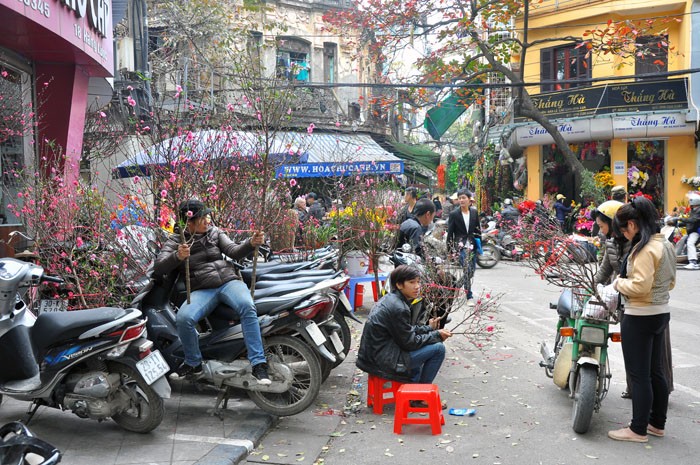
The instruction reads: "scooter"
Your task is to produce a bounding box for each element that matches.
[539,286,621,434]
[0,258,169,433]
[133,269,347,417]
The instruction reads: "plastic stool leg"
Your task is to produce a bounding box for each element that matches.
[346,281,356,311]
[371,281,378,301]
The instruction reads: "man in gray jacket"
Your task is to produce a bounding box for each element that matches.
[154,199,270,383]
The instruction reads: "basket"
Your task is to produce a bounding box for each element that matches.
[572,287,618,322]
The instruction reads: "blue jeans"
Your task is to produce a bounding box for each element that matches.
[176,280,266,367]
[459,247,476,299]
[409,342,446,383]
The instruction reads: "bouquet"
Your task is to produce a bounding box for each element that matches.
[628,166,649,189]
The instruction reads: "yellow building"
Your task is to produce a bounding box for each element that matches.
[511,0,700,212]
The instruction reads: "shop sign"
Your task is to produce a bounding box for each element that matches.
[613,161,626,175]
[613,113,695,139]
[275,161,404,178]
[515,78,688,122]
[1,0,113,74]
[515,120,590,146]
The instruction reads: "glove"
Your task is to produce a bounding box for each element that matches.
[475,238,483,255]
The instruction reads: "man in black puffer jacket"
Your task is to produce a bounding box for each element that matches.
[356,265,452,383]
[154,199,270,383]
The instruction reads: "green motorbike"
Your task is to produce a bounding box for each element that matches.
[539,287,621,434]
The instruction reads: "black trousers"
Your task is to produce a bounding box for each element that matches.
[621,312,670,435]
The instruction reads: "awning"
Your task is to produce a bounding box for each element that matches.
[380,139,441,172]
[114,130,403,179]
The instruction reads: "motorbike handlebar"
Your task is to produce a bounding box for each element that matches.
[41,275,65,284]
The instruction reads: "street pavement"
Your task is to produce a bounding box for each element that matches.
[1,261,698,465]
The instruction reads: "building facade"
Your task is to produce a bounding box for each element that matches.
[0,0,114,255]
[511,0,700,212]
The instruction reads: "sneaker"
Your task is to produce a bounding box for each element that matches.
[170,362,203,380]
[683,262,700,270]
[252,363,272,385]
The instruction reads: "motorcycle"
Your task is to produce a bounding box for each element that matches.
[539,286,621,434]
[0,421,61,465]
[479,217,519,264]
[133,267,349,417]
[0,258,169,433]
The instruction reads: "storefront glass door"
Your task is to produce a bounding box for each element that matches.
[627,141,665,212]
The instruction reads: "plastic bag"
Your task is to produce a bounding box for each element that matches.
[583,284,619,319]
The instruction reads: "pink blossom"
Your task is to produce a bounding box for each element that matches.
[287,108,292,115]
[289,179,297,187]
[339,183,344,189]
[65,266,72,273]
[486,326,495,332]
[1,71,7,78]
[99,111,107,118]
[175,84,182,98]
[76,237,84,248]
[186,210,193,218]
[335,121,341,127]
[226,103,235,111]
[133,176,141,183]
[307,123,315,135]
[160,189,168,198]
[127,85,133,91]
[127,96,136,107]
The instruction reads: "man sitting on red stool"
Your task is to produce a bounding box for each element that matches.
[357,265,452,405]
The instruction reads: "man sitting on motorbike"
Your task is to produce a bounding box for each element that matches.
[356,265,452,389]
[397,198,436,258]
[683,195,700,270]
[154,199,271,384]
[500,198,520,230]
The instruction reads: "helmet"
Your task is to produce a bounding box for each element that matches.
[689,195,700,207]
[595,200,624,220]
[503,198,513,206]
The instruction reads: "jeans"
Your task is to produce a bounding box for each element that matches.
[621,312,670,435]
[688,232,699,262]
[409,342,446,383]
[177,280,266,367]
[459,247,476,299]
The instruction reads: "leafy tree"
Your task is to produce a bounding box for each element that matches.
[324,1,674,192]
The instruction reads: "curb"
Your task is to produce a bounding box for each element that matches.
[194,411,277,465]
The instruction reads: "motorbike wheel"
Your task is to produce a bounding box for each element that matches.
[110,364,165,433]
[332,311,352,368]
[571,365,597,434]
[476,245,501,269]
[249,335,322,416]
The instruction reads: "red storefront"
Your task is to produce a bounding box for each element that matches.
[0,0,113,255]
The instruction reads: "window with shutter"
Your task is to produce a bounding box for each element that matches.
[635,36,668,80]
[540,44,591,92]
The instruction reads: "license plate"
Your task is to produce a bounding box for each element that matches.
[39,299,68,313]
[329,331,344,354]
[305,322,327,346]
[338,292,352,312]
[136,350,170,385]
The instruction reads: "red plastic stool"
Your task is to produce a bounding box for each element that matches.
[394,384,445,435]
[367,374,402,414]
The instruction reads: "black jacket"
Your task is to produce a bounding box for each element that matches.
[356,291,441,382]
[446,206,481,251]
[154,226,254,291]
[397,217,426,257]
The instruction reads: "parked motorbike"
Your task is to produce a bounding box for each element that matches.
[133,267,350,416]
[0,421,61,465]
[480,217,520,264]
[0,258,169,433]
[539,286,621,434]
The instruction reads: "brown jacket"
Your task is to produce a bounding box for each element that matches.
[154,226,254,291]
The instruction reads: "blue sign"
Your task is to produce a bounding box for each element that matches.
[275,161,404,178]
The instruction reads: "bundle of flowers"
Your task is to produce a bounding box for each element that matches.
[629,190,653,201]
[517,199,536,214]
[628,166,649,189]
[574,205,595,234]
[681,176,700,188]
[594,170,615,189]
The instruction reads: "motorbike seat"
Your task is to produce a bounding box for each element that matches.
[240,268,336,283]
[254,283,316,299]
[254,294,310,315]
[255,274,338,289]
[31,307,132,351]
[243,261,313,274]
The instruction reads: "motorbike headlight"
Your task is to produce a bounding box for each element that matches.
[579,326,606,345]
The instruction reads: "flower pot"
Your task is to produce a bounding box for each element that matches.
[345,251,370,277]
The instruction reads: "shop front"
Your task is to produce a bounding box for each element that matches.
[0,0,113,255]
[510,78,698,213]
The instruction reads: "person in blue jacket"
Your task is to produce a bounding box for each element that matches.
[554,194,573,230]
